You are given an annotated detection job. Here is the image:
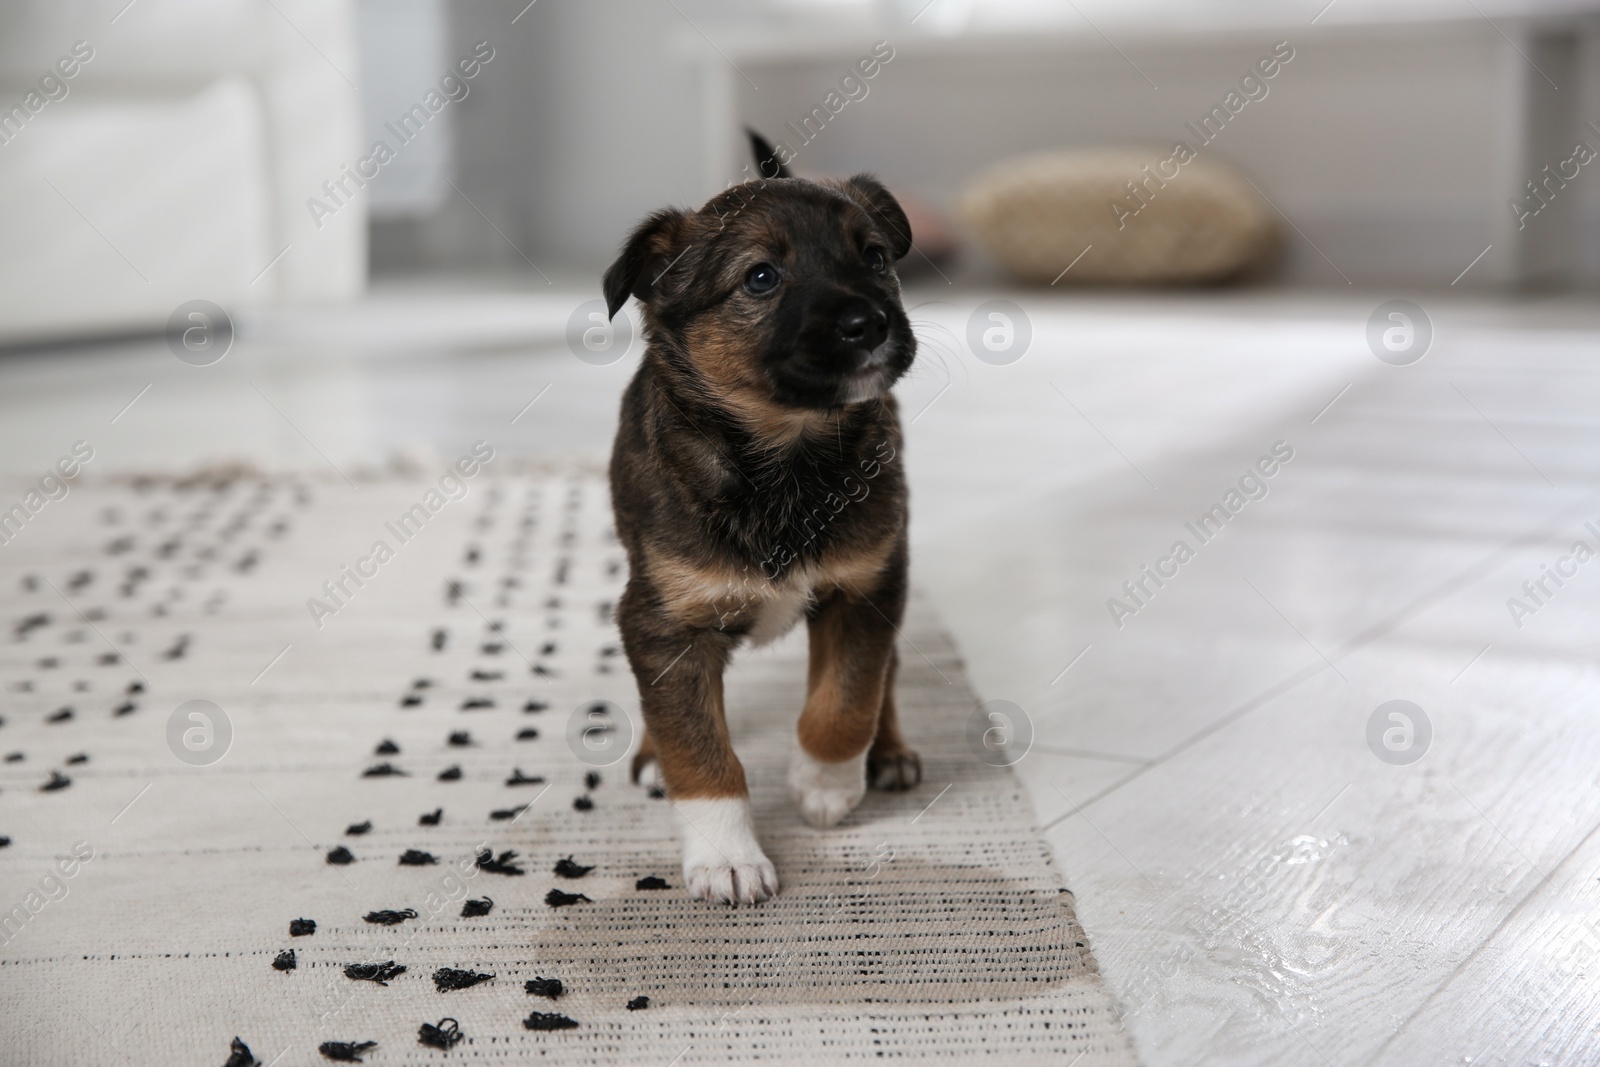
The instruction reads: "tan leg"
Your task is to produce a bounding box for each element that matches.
[618,579,776,904]
[789,577,901,827]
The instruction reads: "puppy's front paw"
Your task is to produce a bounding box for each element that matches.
[684,856,780,905]
[788,749,867,828]
[868,746,922,791]
[674,798,779,905]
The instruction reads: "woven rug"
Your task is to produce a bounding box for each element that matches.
[0,469,1137,1066]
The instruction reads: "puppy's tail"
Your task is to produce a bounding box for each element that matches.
[746,128,791,180]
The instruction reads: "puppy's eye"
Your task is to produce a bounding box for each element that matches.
[743,263,782,296]
[864,246,888,273]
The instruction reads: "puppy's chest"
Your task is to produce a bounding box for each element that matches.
[649,540,890,646]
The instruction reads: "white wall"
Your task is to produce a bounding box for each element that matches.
[732,21,1600,288]
[396,1,1600,289]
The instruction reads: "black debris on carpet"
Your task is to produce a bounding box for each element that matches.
[362,908,417,926]
[419,807,442,826]
[399,849,438,866]
[318,1040,377,1062]
[344,961,407,985]
[418,1018,463,1050]
[460,896,492,917]
[345,820,371,836]
[626,996,650,1011]
[476,849,524,875]
[635,876,669,890]
[523,1011,579,1031]
[224,1036,260,1067]
[433,967,494,992]
[326,846,355,865]
[545,888,590,908]
[553,856,593,879]
[289,917,316,936]
[361,763,406,778]
[272,949,296,971]
[524,977,563,999]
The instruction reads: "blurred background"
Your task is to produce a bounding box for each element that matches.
[4,2,1600,1064]
[1,0,1598,343]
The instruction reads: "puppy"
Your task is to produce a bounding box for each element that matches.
[603,140,922,905]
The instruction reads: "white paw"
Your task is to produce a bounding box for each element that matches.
[788,748,867,828]
[634,757,662,791]
[673,798,779,905]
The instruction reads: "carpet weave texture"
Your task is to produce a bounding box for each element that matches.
[0,470,1137,1065]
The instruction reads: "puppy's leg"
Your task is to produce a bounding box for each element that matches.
[790,575,902,827]
[620,583,777,904]
[630,730,659,789]
[867,648,921,791]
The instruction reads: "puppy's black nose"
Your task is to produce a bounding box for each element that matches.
[837,303,888,349]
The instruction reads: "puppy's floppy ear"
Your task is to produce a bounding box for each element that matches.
[843,173,912,260]
[746,128,791,180]
[602,208,689,320]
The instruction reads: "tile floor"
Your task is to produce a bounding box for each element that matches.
[2,280,1597,1065]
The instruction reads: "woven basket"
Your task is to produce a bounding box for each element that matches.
[959,147,1279,284]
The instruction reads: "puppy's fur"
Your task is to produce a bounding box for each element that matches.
[604,146,921,905]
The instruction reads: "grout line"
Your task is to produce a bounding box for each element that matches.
[1030,743,1153,766]
[1361,813,1600,1065]
[1043,490,1600,830]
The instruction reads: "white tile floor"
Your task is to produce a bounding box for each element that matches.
[3,281,1598,1065]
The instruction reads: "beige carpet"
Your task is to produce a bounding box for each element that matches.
[0,470,1138,1065]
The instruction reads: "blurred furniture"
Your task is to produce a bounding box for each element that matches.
[959,148,1279,284]
[680,0,1600,288]
[0,0,364,346]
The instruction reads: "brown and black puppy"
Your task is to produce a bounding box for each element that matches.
[604,146,921,905]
